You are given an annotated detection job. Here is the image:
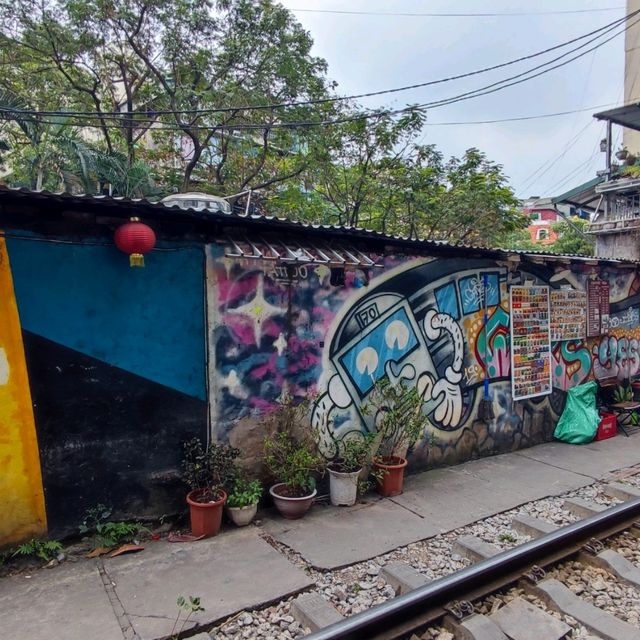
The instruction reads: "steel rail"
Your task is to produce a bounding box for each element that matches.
[306,497,640,640]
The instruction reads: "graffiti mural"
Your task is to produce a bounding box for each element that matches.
[207,248,640,470]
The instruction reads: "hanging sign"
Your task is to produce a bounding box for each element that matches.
[510,285,552,401]
[550,288,587,341]
[587,279,610,338]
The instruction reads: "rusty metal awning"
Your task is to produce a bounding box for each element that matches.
[220,233,382,267]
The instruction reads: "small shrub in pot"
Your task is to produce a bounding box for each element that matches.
[327,433,376,506]
[182,438,240,537]
[263,395,325,519]
[364,380,429,497]
[226,476,262,527]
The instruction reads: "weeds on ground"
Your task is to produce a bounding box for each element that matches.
[497,532,518,544]
[12,538,62,562]
[79,504,148,549]
[170,595,204,639]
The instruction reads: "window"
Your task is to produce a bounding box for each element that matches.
[530,212,540,221]
[537,228,549,241]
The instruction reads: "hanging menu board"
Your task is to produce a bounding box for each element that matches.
[587,279,610,338]
[510,285,552,401]
[550,288,587,341]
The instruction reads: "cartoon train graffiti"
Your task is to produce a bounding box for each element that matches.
[212,254,617,466]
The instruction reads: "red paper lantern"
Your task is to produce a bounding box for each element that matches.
[114,217,156,267]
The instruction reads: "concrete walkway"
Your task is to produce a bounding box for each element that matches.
[2,433,640,639]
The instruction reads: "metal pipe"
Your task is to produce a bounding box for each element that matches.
[306,498,640,640]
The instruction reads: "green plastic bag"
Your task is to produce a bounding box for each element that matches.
[553,380,599,444]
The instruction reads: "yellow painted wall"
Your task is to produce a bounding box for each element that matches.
[0,236,46,546]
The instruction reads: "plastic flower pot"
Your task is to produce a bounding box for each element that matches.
[327,466,360,506]
[269,483,316,519]
[373,456,408,497]
[186,488,227,537]
[226,503,258,527]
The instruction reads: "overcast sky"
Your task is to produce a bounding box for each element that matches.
[279,0,627,200]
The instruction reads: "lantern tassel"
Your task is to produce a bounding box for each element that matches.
[129,253,145,268]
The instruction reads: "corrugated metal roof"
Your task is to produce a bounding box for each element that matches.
[594,103,640,132]
[0,183,636,266]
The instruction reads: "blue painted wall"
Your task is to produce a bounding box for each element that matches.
[6,238,206,400]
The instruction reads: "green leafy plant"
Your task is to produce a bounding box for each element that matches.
[263,393,325,497]
[12,538,62,562]
[363,379,430,461]
[170,595,205,640]
[264,431,324,496]
[182,438,240,503]
[614,384,633,403]
[79,503,147,549]
[330,433,377,473]
[227,476,262,508]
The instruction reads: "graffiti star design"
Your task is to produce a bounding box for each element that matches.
[227,274,285,344]
[273,333,288,356]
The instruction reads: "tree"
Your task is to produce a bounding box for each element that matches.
[0,0,335,192]
[549,218,594,256]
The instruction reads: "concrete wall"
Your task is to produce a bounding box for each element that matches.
[4,236,208,539]
[3,226,640,545]
[207,248,640,472]
[595,231,640,261]
[624,0,640,154]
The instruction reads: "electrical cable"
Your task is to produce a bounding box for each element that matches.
[1,18,633,134]
[289,7,625,18]
[0,10,636,119]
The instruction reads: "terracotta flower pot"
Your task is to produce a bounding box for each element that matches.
[373,456,408,497]
[186,488,227,538]
[269,483,316,519]
[226,503,258,527]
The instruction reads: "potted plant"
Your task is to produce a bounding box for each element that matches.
[182,438,239,537]
[226,475,262,526]
[264,431,324,519]
[365,380,429,497]
[327,433,375,506]
[616,147,629,161]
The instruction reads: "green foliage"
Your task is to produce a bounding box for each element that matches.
[363,379,430,460]
[13,538,62,562]
[171,595,205,639]
[264,431,324,495]
[614,384,633,403]
[498,532,518,543]
[79,503,147,549]
[181,438,240,499]
[548,218,594,256]
[227,476,262,508]
[0,1,526,246]
[331,433,377,473]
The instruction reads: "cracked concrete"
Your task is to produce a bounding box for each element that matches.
[3,433,640,638]
[264,432,640,569]
[0,528,312,640]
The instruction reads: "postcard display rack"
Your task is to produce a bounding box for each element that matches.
[510,285,552,401]
[550,288,587,341]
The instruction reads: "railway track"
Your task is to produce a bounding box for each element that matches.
[303,491,640,640]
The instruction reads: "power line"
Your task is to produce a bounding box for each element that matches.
[518,119,597,196]
[289,7,625,18]
[1,10,636,119]
[2,17,634,133]
[1,13,636,134]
